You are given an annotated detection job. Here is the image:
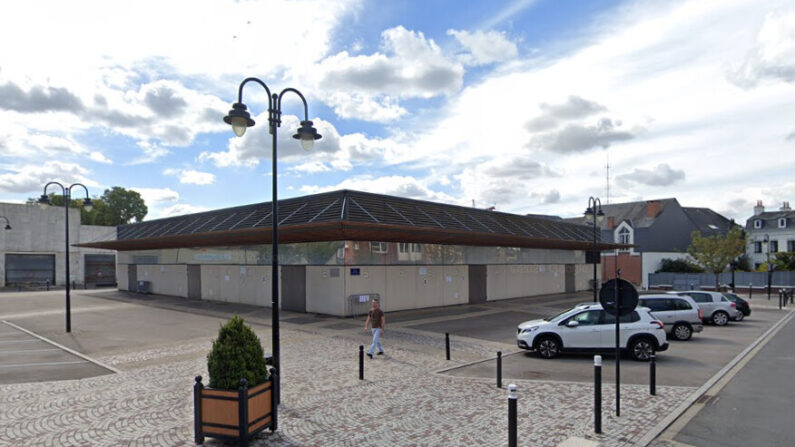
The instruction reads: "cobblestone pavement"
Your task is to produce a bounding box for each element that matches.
[0,320,694,446]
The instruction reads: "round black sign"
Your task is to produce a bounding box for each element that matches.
[599,279,639,316]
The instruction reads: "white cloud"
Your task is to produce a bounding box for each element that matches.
[301,175,457,204]
[157,203,211,218]
[163,168,216,185]
[447,29,519,66]
[0,161,97,194]
[729,10,795,87]
[290,161,332,174]
[616,163,685,187]
[130,187,179,204]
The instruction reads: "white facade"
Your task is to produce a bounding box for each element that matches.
[745,201,795,268]
[0,202,116,287]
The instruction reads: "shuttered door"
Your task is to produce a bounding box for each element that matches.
[85,254,116,286]
[5,254,55,285]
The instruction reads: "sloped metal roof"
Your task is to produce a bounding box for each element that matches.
[81,190,622,251]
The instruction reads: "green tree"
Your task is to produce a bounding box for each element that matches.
[687,226,746,289]
[27,186,147,226]
[773,252,795,271]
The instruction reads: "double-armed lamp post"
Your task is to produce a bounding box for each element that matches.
[223,77,321,430]
[0,216,11,230]
[584,197,605,302]
[38,183,93,333]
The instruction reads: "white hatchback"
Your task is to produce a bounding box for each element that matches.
[516,303,668,361]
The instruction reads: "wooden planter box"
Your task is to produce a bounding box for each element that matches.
[194,375,275,446]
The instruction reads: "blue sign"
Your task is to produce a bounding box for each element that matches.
[351,268,360,276]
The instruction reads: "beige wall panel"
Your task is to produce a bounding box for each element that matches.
[217,265,241,303]
[201,265,221,301]
[306,266,346,316]
[486,265,508,301]
[575,263,596,291]
[344,266,387,310]
[117,263,129,291]
[442,265,468,306]
[418,266,445,308]
[137,265,187,297]
[384,266,417,312]
[238,266,269,306]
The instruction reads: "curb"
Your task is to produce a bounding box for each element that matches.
[635,309,795,446]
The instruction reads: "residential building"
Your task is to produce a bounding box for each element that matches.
[566,198,736,289]
[745,201,795,269]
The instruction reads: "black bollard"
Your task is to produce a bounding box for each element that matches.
[359,345,364,380]
[749,283,753,300]
[790,289,793,305]
[508,384,517,447]
[650,354,656,396]
[594,355,602,434]
[445,332,451,360]
[497,351,502,388]
[779,290,783,310]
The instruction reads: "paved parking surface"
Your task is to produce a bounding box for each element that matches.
[0,321,111,384]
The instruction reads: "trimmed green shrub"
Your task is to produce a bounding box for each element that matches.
[207,315,269,389]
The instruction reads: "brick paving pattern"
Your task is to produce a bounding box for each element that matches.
[0,322,693,446]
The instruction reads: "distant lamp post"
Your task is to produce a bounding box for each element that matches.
[584,197,605,302]
[763,234,772,300]
[223,77,321,431]
[729,260,738,292]
[0,216,10,230]
[38,183,93,333]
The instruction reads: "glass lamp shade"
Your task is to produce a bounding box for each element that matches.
[293,120,321,151]
[584,207,594,218]
[596,210,605,223]
[83,198,94,212]
[37,194,51,210]
[4,224,10,230]
[223,103,255,138]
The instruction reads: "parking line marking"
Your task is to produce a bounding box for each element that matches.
[0,348,63,354]
[0,360,88,369]
[0,321,121,374]
[0,339,39,344]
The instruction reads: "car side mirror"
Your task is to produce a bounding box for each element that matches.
[566,320,579,328]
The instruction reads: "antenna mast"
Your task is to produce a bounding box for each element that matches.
[606,151,610,204]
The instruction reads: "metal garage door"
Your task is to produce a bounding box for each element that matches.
[5,254,55,286]
[85,254,116,286]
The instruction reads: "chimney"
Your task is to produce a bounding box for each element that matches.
[781,201,791,211]
[645,200,662,218]
[754,200,765,216]
[607,216,616,229]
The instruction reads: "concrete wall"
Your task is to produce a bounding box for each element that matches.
[0,202,116,287]
[487,264,568,300]
[306,266,346,315]
[200,265,272,306]
[137,265,188,298]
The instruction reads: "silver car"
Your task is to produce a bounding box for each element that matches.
[667,291,740,326]
[639,294,704,340]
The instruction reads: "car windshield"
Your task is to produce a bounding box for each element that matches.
[545,308,579,323]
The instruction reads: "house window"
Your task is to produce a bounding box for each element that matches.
[754,241,762,253]
[754,220,763,229]
[770,240,778,253]
[779,218,787,228]
[370,242,388,254]
[618,228,631,245]
[788,240,795,252]
[398,243,421,253]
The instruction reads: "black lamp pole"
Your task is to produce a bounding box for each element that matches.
[223,78,321,431]
[763,234,772,300]
[38,183,93,333]
[585,197,604,302]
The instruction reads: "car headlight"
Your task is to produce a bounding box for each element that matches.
[520,326,539,334]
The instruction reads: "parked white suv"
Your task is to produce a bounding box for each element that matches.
[516,303,668,361]
[666,291,740,326]
[638,294,703,341]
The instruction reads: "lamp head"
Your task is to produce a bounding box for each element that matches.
[223,102,255,137]
[37,194,51,210]
[3,224,10,230]
[82,198,94,213]
[584,206,594,218]
[293,120,321,150]
[596,209,605,223]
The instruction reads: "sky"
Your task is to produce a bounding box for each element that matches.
[1,0,794,223]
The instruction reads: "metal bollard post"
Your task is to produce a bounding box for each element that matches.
[650,354,656,396]
[790,289,793,305]
[749,283,752,300]
[594,355,602,434]
[497,351,502,388]
[359,345,364,380]
[445,332,451,360]
[508,384,517,447]
[779,290,783,310]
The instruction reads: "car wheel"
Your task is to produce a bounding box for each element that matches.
[712,311,729,326]
[734,311,744,322]
[535,336,560,359]
[629,338,655,361]
[672,323,692,341]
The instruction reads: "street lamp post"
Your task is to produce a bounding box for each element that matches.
[763,234,772,300]
[223,77,321,431]
[584,197,605,302]
[38,183,93,333]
